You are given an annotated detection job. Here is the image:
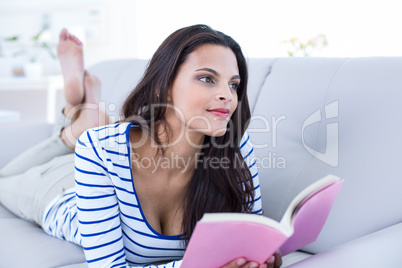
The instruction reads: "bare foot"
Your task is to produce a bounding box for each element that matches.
[60,71,111,150]
[81,70,110,127]
[57,28,84,109]
[83,71,101,108]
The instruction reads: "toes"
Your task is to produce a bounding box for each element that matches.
[84,71,90,86]
[75,36,83,45]
[70,35,82,46]
[84,71,101,88]
[59,28,68,41]
[59,28,83,46]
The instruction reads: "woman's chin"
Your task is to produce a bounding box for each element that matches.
[208,128,228,137]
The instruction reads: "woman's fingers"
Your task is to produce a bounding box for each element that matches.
[221,258,261,268]
[221,258,246,268]
[266,256,275,268]
[273,250,283,267]
[265,250,283,268]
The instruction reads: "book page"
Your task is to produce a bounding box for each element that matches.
[201,212,290,235]
[279,178,344,255]
[279,174,340,229]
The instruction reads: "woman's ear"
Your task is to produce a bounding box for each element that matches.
[166,88,173,103]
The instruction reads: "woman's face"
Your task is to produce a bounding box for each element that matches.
[166,44,240,139]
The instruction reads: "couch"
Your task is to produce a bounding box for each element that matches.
[1,57,401,268]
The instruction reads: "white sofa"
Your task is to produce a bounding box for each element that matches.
[1,57,401,267]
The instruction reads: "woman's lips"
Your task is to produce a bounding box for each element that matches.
[208,108,230,118]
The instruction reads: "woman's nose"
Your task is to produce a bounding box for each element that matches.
[216,84,233,102]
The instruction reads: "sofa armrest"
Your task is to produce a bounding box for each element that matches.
[288,223,402,268]
[0,122,53,169]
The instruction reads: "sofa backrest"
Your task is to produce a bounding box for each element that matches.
[89,57,402,254]
[89,58,278,121]
[247,57,402,253]
[89,59,149,122]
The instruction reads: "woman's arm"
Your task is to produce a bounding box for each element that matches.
[76,129,184,268]
[129,260,182,268]
[75,129,127,267]
[240,132,262,214]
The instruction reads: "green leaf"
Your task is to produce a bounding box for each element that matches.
[32,30,44,41]
[4,36,19,41]
[41,42,56,59]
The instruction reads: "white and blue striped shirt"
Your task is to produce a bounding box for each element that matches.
[42,122,262,267]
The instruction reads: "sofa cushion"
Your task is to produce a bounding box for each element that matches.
[249,57,402,253]
[0,214,85,267]
[246,58,277,112]
[0,203,15,219]
[89,59,149,122]
[0,122,53,169]
[287,223,402,268]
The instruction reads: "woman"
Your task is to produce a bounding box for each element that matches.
[0,25,282,268]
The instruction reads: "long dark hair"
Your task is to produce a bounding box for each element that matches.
[122,24,254,245]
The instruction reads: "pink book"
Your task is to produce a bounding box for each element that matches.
[181,175,344,268]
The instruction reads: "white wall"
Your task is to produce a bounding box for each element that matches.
[134,0,402,59]
[0,0,401,77]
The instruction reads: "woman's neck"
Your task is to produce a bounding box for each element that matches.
[131,123,205,180]
[157,123,204,176]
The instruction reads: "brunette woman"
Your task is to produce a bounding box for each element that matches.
[0,25,282,268]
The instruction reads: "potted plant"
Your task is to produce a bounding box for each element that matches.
[283,34,328,57]
[0,36,23,76]
[2,30,56,77]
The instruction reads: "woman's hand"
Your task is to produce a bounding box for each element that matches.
[221,250,282,268]
[221,257,267,268]
[265,250,282,268]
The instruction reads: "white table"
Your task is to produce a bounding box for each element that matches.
[0,76,63,123]
[0,110,20,123]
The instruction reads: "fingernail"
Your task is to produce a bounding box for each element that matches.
[249,263,258,268]
[237,258,246,266]
[267,256,275,263]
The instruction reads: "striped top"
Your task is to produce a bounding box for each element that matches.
[42,122,262,268]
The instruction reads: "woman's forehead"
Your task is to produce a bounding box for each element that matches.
[183,44,239,76]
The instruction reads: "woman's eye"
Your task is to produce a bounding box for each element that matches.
[229,83,239,90]
[200,77,213,83]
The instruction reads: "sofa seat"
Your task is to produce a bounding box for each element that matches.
[0,205,86,267]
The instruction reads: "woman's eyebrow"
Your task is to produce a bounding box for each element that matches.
[231,74,241,80]
[195,67,220,76]
[195,68,240,80]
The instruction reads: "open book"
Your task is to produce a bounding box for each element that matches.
[181,174,343,268]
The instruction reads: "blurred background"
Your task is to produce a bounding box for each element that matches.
[0,0,400,123]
